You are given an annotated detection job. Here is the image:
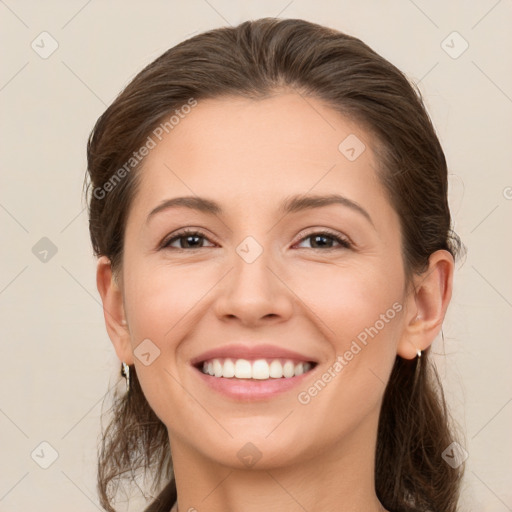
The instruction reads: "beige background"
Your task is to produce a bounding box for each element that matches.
[1,1,511,510]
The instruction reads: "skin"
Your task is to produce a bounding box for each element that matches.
[96,92,454,512]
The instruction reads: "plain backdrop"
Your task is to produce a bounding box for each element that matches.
[0,1,511,511]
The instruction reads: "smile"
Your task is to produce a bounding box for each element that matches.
[190,344,320,400]
[198,358,316,380]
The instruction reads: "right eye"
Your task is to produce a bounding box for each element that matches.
[161,229,216,250]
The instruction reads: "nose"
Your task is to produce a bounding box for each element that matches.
[212,245,294,327]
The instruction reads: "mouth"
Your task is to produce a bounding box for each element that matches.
[190,345,319,400]
[194,357,318,380]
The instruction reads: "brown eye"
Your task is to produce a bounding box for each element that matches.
[162,230,215,250]
[295,231,352,250]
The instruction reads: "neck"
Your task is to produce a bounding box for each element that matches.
[168,414,386,512]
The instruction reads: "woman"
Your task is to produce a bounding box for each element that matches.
[86,17,465,512]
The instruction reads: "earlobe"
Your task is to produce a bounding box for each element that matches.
[397,250,454,360]
[96,256,134,365]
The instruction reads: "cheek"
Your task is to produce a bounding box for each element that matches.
[123,248,405,360]
[120,247,406,459]
[291,266,403,442]
[123,260,208,341]
[121,262,204,425]
[290,259,404,350]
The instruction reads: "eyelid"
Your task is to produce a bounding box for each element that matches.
[160,228,217,249]
[293,227,353,249]
[161,226,353,251]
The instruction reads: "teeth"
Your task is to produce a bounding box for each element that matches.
[200,358,313,379]
[235,359,252,379]
[223,358,235,378]
[213,359,223,377]
[269,360,283,378]
[283,361,295,378]
[252,359,270,380]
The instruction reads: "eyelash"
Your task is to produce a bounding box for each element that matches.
[161,228,352,251]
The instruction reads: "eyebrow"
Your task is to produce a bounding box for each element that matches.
[146,193,375,228]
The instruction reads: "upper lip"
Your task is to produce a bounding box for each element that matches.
[190,344,318,366]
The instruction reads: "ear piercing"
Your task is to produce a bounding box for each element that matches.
[121,361,130,392]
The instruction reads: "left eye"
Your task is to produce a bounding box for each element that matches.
[161,229,352,250]
[295,231,351,250]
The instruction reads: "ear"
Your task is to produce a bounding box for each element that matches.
[96,255,134,365]
[397,250,454,360]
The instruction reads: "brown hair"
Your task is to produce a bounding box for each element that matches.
[85,17,465,512]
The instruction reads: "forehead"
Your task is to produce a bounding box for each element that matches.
[128,93,391,226]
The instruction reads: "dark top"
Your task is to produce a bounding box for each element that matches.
[143,479,177,512]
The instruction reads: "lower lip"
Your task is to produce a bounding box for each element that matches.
[193,366,316,400]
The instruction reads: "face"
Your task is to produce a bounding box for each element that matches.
[114,92,415,469]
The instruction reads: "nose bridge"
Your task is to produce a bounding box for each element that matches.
[213,234,293,323]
